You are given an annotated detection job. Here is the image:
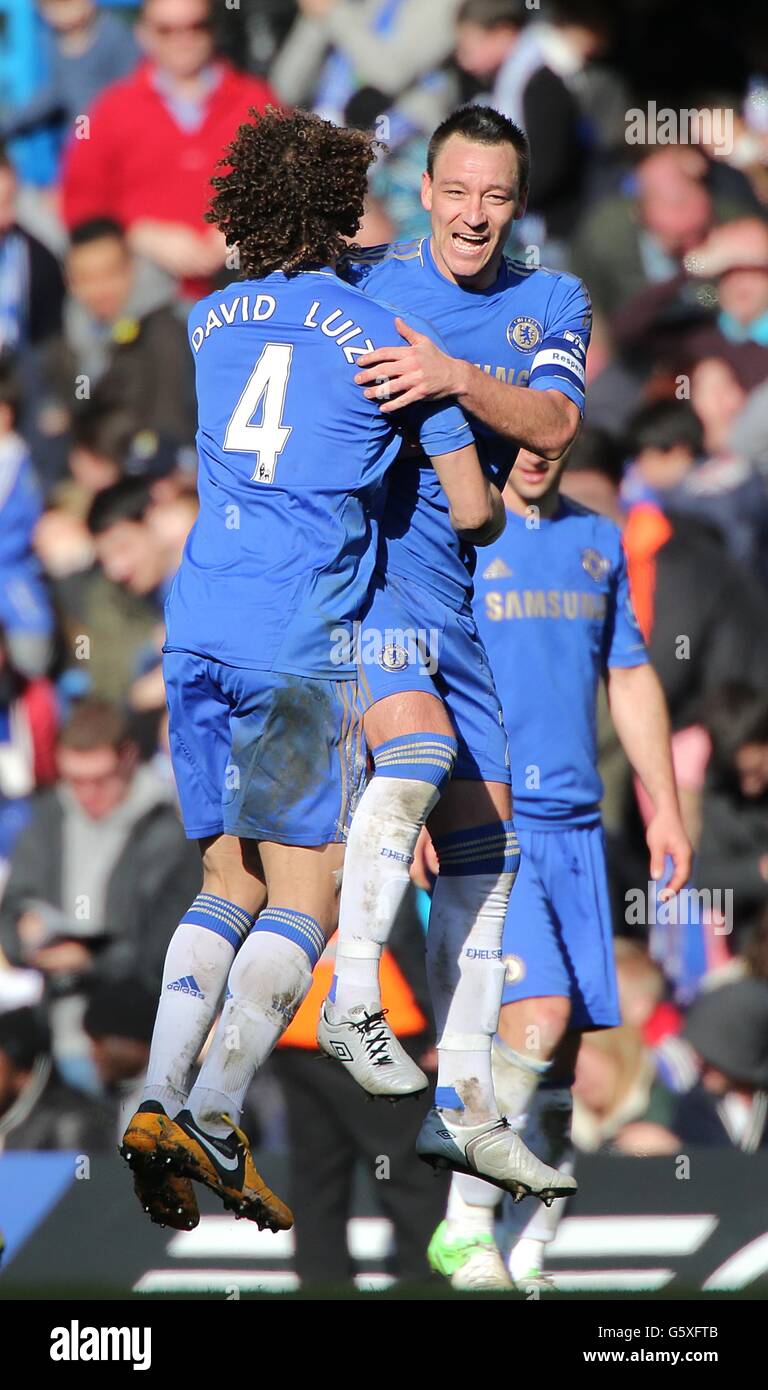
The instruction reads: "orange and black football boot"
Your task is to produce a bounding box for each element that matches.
[155,1107,293,1232]
[120,1100,199,1231]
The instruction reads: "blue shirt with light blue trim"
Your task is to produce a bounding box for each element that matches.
[0,434,52,639]
[164,269,473,677]
[474,497,647,826]
[342,237,592,608]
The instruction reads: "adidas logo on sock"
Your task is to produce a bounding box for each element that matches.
[167,975,204,999]
[483,557,513,580]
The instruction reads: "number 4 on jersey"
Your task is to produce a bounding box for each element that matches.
[223,342,294,484]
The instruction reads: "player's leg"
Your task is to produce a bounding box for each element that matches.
[319,689,457,1093]
[423,820,576,1286]
[498,1024,579,1291]
[186,838,342,1136]
[140,834,266,1116]
[425,775,514,1129]
[436,825,619,1286]
[121,654,265,1229]
[155,670,366,1228]
[499,824,621,1283]
[319,577,458,1094]
[158,838,342,1230]
[123,834,266,1228]
[413,613,576,1204]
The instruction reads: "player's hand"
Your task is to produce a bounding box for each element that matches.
[646,808,692,901]
[17,910,46,951]
[127,221,225,279]
[354,317,461,412]
[298,0,337,16]
[32,941,93,975]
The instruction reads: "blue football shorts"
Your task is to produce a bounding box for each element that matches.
[356,571,510,784]
[500,822,621,1030]
[163,649,367,845]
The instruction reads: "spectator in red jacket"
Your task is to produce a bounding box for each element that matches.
[60,0,276,299]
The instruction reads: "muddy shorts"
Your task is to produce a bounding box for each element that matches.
[163,650,367,845]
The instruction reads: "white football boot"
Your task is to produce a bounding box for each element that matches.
[416,1108,578,1204]
[317,1001,429,1098]
[428,1220,514,1291]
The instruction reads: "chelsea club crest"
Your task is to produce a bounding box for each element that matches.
[507,316,542,350]
[581,547,610,582]
[377,644,409,672]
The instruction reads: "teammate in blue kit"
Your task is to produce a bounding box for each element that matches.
[119,107,497,1232]
[428,442,692,1290]
[318,107,587,1199]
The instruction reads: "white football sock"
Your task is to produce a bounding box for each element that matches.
[492,1035,552,1127]
[141,895,255,1115]
[330,733,456,1017]
[448,1039,552,1207]
[502,1084,575,1270]
[445,1174,497,1235]
[505,1153,574,1277]
[427,822,519,1127]
[187,909,323,1137]
[508,1236,549,1283]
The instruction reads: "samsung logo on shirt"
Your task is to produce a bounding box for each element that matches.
[485,589,608,621]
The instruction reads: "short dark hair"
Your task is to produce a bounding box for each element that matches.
[71,403,135,464]
[457,0,526,29]
[426,104,530,192]
[0,1007,50,1070]
[704,683,768,775]
[565,425,624,484]
[58,698,132,753]
[87,476,152,535]
[208,106,378,278]
[0,354,21,428]
[69,216,126,249]
[627,400,704,458]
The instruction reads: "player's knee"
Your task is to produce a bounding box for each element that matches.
[371,730,458,796]
[364,690,454,746]
[200,845,265,915]
[344,734,459,857]
[429,780,511,837]
[498,996,571,1058]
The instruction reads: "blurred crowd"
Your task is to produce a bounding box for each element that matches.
[1,0,768,1281]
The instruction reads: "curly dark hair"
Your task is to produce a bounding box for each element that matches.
[207,106,379,278]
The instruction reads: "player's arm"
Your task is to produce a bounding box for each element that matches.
[354,315,583,461]
[410,386,505,545]
[423,443,501,545]
[452,371,580,462]
[606,663,692,898]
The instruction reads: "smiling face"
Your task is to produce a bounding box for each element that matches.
[422,134,526,290]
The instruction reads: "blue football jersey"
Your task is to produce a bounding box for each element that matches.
[164,269,473,677]
[0,433,52,638]
[474,498,647,826]
[343,237,592,607]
